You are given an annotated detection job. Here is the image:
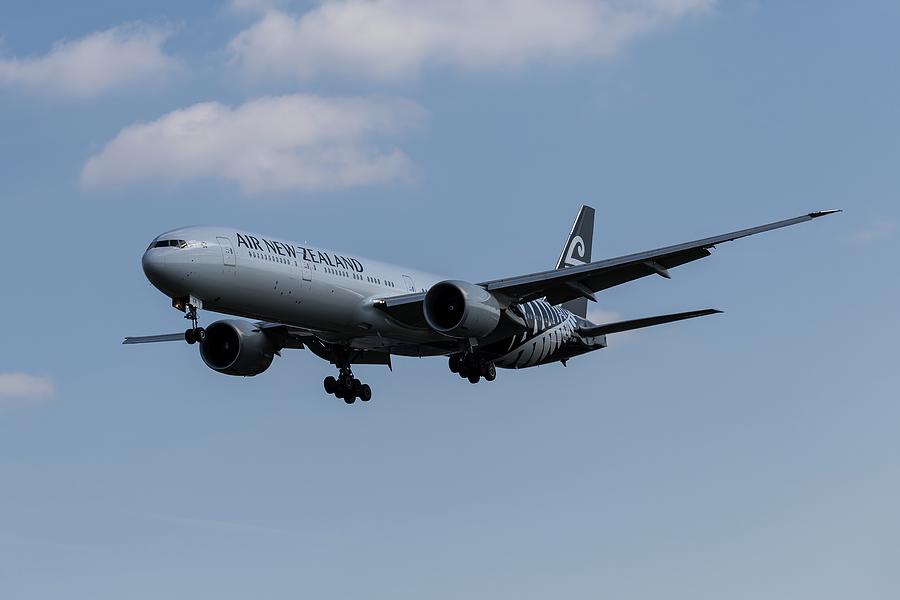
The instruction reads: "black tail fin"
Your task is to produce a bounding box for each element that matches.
[556,205,595,318]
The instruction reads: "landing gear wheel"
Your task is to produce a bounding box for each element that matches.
[483,362,496,382]
[449,355,461,373]
[468,373,481,384]
[326,350,373,403]
[184,327,205,345]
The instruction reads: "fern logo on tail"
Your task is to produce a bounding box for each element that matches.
[564,235,587,267]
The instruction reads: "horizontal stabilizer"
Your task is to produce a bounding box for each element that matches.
[123,333,185,344]
[580,308,722,337]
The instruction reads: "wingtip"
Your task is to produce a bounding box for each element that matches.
[809,209,842,218]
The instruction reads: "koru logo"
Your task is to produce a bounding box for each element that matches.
[564,235,587,267]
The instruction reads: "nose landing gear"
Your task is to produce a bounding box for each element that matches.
[181,298,205,345]
[449,353,496,384]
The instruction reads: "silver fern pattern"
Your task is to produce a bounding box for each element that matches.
[495,299,587,368]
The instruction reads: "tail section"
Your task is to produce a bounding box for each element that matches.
[556,205,595,317]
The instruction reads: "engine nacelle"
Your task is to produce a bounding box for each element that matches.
[199,320,275,376]
[423,280,501,339]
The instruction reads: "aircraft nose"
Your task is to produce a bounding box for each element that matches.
[141,248,184,296]
[142,248,166,283]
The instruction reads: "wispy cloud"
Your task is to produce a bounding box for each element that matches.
[0,373,56,408]
[851,220,896,243]
[228,0,715,82]
[81,94,426,194]
[228,0,285,12]
[0,23,179,98]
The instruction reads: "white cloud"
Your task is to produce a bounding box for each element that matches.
[229,0,286,12]
[0,373,56,408]
[0,23,179,98]
[852,220,895,243]
[228,0,715,82]
[81,94,426,194]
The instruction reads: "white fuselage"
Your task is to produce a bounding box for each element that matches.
[141,225,601,365]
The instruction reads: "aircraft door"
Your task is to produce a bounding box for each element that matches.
[402,274,416,292]
[301,260,312,282]
[217,237,236,266]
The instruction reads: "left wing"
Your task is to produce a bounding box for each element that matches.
[123,333,186,344]
[124,323,392,366]
[483,210,840,306]
[123,324,314,347]
[376,210,840,324]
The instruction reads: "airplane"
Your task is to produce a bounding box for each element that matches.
[125,206,840,404]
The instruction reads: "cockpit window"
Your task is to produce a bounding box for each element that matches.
[151,239,188,249]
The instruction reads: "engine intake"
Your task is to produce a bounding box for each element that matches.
[423,280,501,339]
[200,320,275,376]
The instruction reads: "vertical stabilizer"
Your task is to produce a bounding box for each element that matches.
[555,205,595,318]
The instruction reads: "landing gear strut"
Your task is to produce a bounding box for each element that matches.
[449,353,496,384]
[323,351,372,404]
[182,299,205,345]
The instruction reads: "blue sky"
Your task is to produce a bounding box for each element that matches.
[1,1,898,598]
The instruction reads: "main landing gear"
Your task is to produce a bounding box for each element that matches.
[323,365,372,404]
[183,301,206,345]
[449,353,496,384]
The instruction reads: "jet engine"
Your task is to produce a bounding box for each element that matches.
[423,280,501,339]
[199,320,276,376]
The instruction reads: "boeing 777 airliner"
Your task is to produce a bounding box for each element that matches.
[126,206,839,404]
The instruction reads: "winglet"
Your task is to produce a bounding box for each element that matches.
[809,209,842,218]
